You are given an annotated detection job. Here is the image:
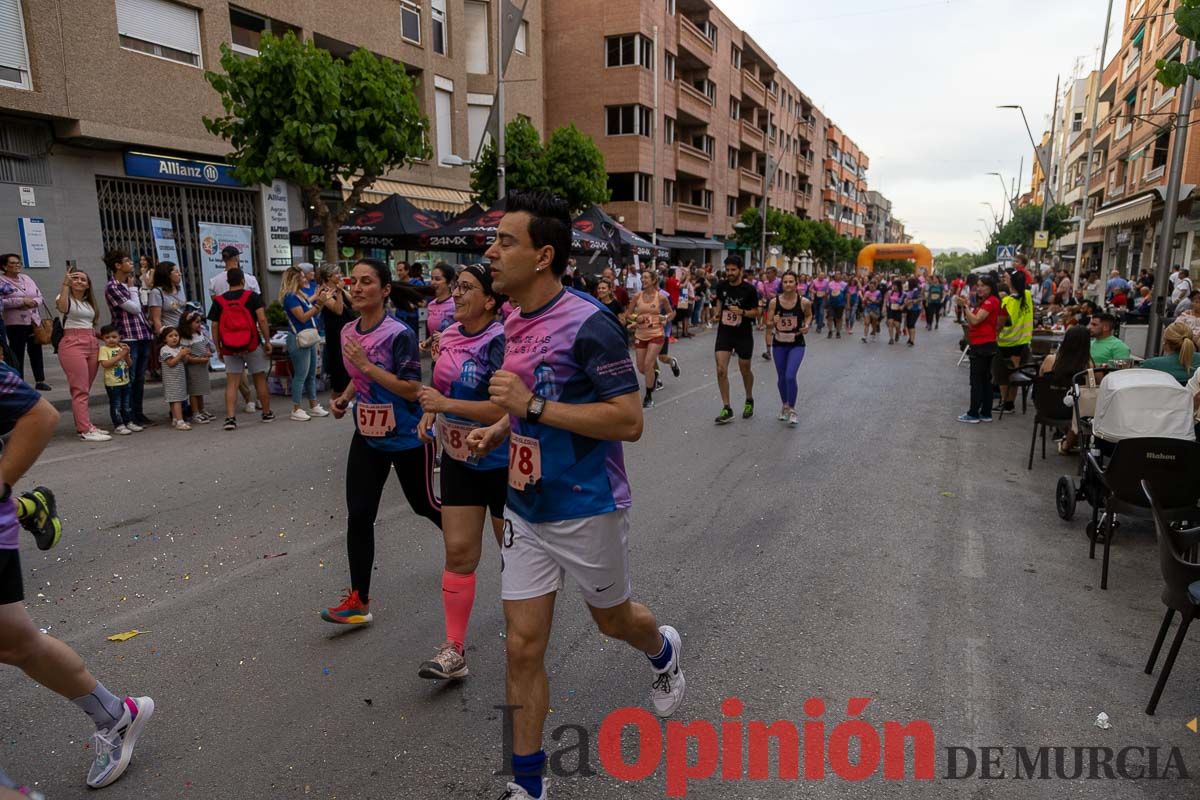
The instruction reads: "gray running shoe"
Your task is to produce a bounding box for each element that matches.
[87,696,155,789]
[418,642,468,680]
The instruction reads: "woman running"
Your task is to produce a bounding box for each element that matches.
[862,277,883,342]
[595,278,626,321]
[845,274,861,335]
[415,264,508,680]
[630,269,672,408]
[826,272,847,339]
[322,259,442,626]
[903,277,923,347]
[766,272,812,427]
[423,262,458,360]
[811,271,829,334]
[886,279,905,344]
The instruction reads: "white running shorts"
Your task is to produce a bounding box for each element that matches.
[500,508,633,609]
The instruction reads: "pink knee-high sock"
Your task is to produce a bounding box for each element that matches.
[442,570,477,652]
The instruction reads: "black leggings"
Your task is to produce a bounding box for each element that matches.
[6,324,44,383]
[345,433,442,601]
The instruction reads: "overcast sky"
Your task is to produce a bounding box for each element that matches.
[723,0,1124,253]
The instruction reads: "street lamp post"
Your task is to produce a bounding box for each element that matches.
[999,80,1060,258]
[986,172,1017,218]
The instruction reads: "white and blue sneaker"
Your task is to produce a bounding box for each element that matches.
[498,781,547,799]
[86,696,155,789]
[957,414,980,424]
[650,625,686,718]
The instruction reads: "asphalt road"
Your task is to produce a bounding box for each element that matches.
[3,320,1199,799]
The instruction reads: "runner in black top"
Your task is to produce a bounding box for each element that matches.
[712,255,761,424]
[765,272,812,427]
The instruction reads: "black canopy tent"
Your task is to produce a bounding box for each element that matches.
[413,199,619,258]
[289,194,446,250]
[573,205,669,262]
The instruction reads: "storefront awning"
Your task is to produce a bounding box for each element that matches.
[655,235,726,251]
[339,177,472,214]
[1089,194,1155,228]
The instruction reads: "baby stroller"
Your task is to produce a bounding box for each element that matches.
[1055,369,1200,589]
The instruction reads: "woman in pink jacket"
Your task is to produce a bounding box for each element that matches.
[0,253,49,390]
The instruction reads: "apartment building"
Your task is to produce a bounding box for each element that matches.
[1084,0,1200,277]
[0,0,543,302]
[1045,67,1103,262]
[822,122,868,239]
[864,190,891,244]
[543,0,864,264]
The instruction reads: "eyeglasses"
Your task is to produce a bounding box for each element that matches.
[452,282,475,296]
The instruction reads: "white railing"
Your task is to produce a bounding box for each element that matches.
[1144,164,1165,182]
[1122,51,1141,81]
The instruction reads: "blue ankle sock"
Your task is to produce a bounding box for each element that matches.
[512,750,545,798]
[648,633,673,670]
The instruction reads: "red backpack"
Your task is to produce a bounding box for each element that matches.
[214,292,257,354]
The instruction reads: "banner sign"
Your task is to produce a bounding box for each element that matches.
[124,151,242,187]
[197,222,254,313]
[150,216,180,265]
[17,217,50,268]
[260,180,292,271]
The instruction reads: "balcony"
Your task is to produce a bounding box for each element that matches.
[677,16,715,68]
[1144,164,1166,183]
[740,118,765,152]
[822,187,839,203]
[1108,181,1125,199]
[1121,51,1141,82]
[677,81,714,123]
[741,70,766,108]
[739,168,763,195]
[824,156,840,173]
[676,203,711,228]
[676,141,712,179]
[796,155,813,175]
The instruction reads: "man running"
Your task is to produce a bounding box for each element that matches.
[0,364,154,791]
[469,191,684,800]
[713,255,761,424]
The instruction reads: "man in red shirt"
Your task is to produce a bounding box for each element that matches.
[664,264,681,307]
[1013,254,1035,291]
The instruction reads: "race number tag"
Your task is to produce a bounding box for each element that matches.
[439,418,476,462]
[775,315,797,343]
[357,402,396,437]
[508,433,543,491]
[721,309,741,327]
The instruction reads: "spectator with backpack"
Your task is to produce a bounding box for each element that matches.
[207,268,274,430]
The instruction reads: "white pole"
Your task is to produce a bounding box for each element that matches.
[652,25,659,246]
[496,1,506,201]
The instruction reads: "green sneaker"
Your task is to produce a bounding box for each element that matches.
[19,487,60,551]
[742,400,755,420]
[714,406,734,425]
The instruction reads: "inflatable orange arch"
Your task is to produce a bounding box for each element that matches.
[856,243,933,273]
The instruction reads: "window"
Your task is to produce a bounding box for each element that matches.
[689,188,713,209]
[115,0,202,66]
[608,172,653,203]
[0,0,31,88]
[465,1,489,73]
[605,104,652,137]
[690,133,714,156]
[731,46,741,69]
[515,20,528,54]
[401,0,421,44]
[229,8,298,57]
[664,179,675,206]
[1151,130,1170,171]
[0,119,51,184]
[728,146,739,169]
[431,0,447,54]
[664,116,676,144]
[1071,111,1083,133]
[726,196,737,217]
[434,80,454,165]
[692,77,715,102]
[467,93,493,160]
[700,20,717,44]
[665,52,676,82]
[729,98,740,120]
[605,34,653,69]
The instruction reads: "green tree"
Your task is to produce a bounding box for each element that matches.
[934,251,978,278]
[876,259,917,274]
[204,32,429,260]
[471,117,547,204]
[541,124,610,212]
[986,203,1071,253]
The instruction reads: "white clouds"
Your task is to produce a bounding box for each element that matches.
[721,0,1120,249]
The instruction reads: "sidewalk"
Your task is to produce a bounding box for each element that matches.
[26,350,230,414]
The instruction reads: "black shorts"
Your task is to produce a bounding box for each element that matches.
[439,455,507,519]
[0,550,22,605]
[993,344,1031,384]
[674,308,690,324]
[905,309,922,328]
[828,304,845,321]
[715,327,754,360]
[887,309,904,322]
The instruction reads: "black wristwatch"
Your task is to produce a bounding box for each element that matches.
[525,394,546,424]
[0,483,10,504]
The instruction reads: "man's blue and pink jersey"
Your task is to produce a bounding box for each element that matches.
[0,364,39,548]
[503,289,639,523]
[433,320,507,471]
[343,316,423,452]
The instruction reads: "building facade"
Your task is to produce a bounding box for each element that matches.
[0,0,543,304]
[542,0,869,265]
[864,190,892,244]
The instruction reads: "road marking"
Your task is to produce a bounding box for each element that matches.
[39,445,125,465]
[960,525,985,579]
[651,380,717,409]
[964,636,988,746]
